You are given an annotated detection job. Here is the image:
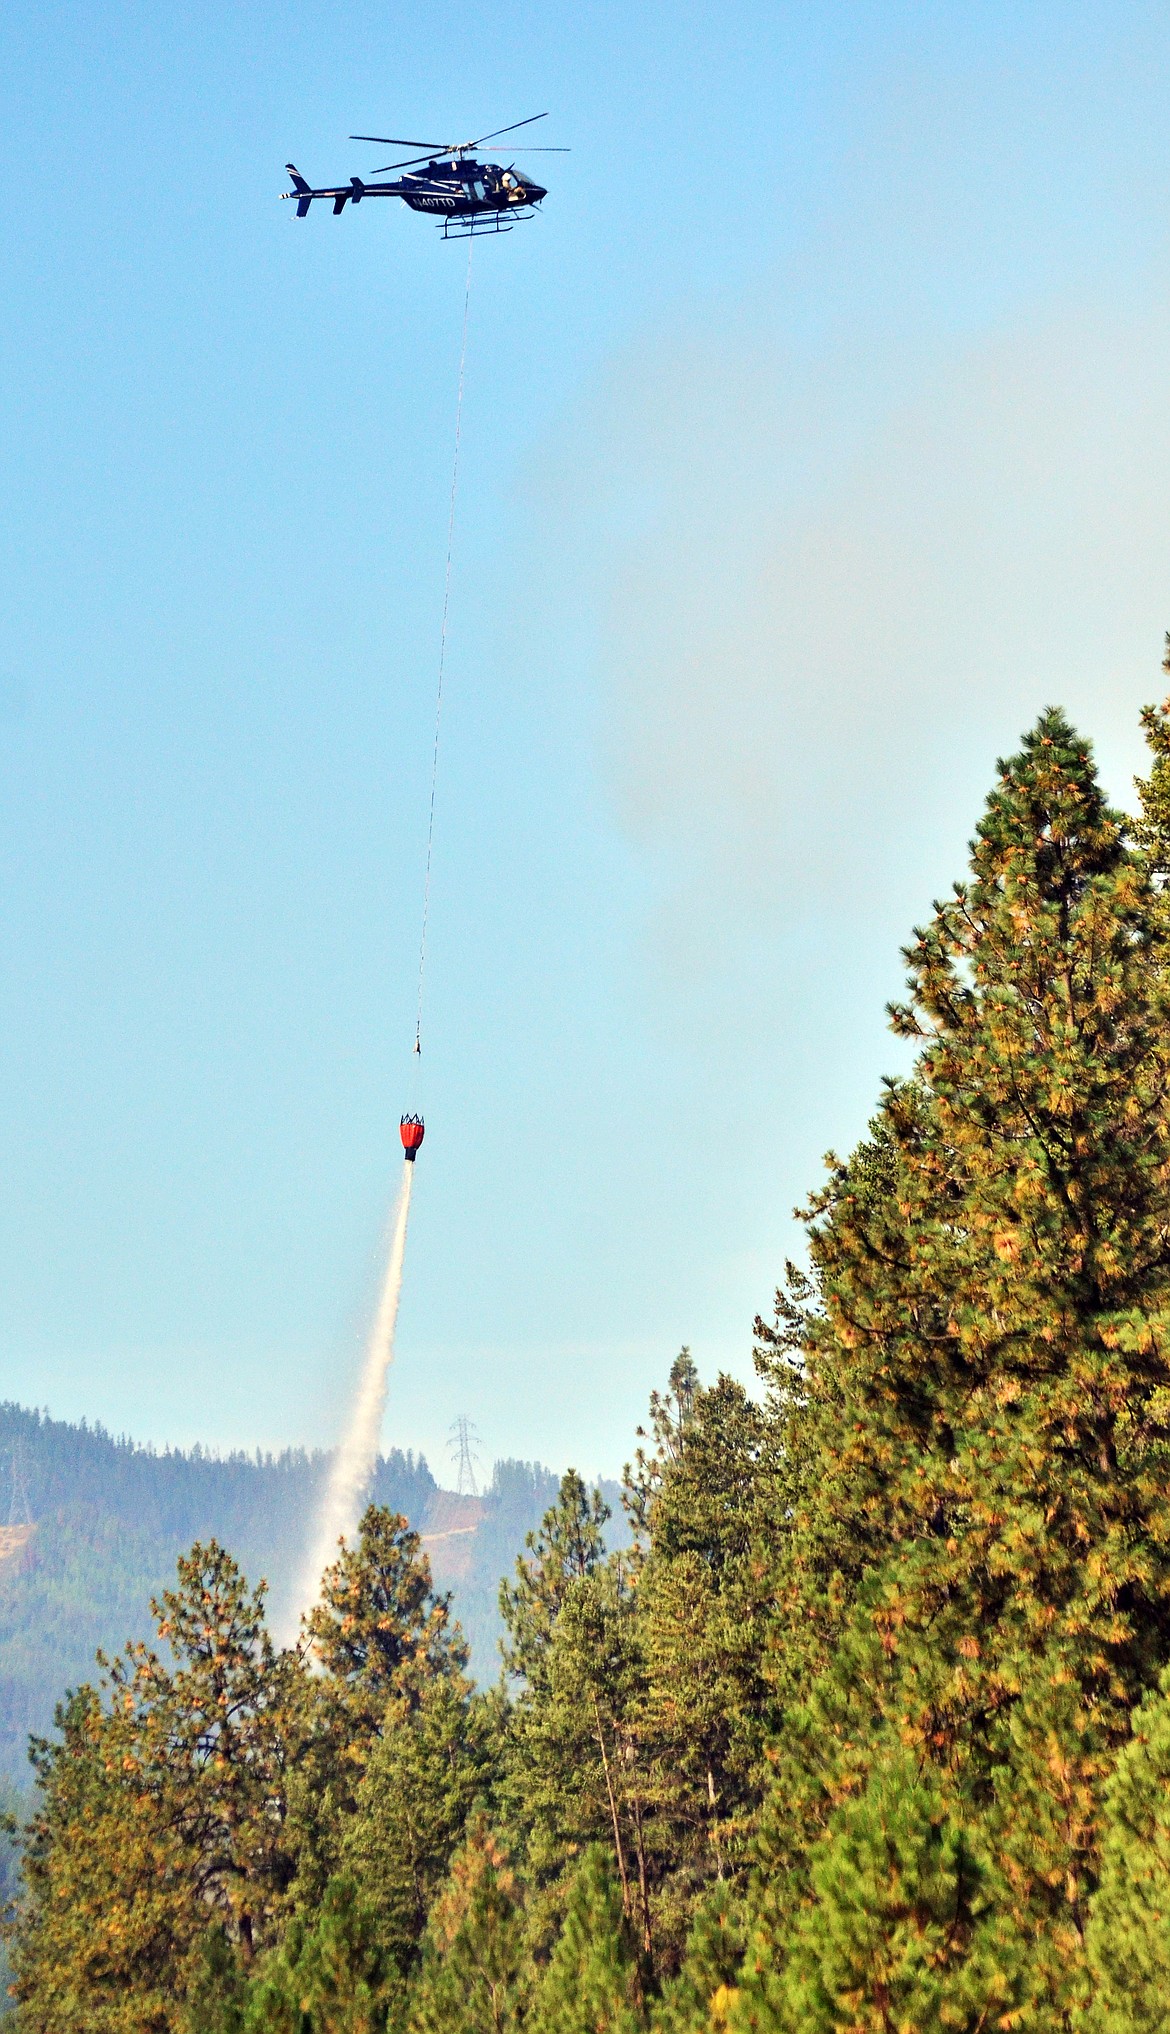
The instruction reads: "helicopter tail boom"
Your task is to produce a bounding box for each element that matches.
[283,167,375,216]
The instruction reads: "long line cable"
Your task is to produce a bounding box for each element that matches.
[414,237,474,1057]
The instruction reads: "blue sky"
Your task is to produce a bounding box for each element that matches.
[2,1,1169,1480]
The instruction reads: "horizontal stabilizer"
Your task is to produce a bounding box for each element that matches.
[350,177,365,204]
[332,192,349,214]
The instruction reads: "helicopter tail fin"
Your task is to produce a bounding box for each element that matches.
[285,164,315,215]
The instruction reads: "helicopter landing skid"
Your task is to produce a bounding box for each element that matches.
[439,207,535,239]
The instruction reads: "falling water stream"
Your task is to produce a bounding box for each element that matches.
[296,1159,415,1620]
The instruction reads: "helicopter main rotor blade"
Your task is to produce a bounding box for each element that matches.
[466,112,549,147]
[372,147,570,170]
[369,146,569,174]
[350,133,449,148]
[368,153,450,172]
[353,114,562,169]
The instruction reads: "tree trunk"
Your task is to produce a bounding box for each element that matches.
[592,1694,633,1922]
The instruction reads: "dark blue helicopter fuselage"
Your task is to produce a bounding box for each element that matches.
[396,156,546,214]
[283,154,546,228]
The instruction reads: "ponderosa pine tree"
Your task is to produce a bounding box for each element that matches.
[1081,1660,1170,2032]
[502,1375,785,1979]
[290,1507,476,1910]
[529,1847,642,2034]
[9,1684,194,2034]
[308,1507,468,1733]
[1131,635,1170,874]
[651,1887,744,2034]
[408,1822,528,2034]
[736,709,1170,2030]
[20,692,1170,2034]
[10,1544,306,2033]
[498,1473,638,1938]
[499,1472,611,1688]
[502,1552,647,1956]
[776,1750,1005,2034]
[626,1372,780,1951]
[340,1676,502,1977]
[242,1876,395,2034]
[624,1354,701,1547]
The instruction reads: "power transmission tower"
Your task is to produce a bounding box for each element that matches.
[6,1438,32,1526]
[448,1416,481,1498]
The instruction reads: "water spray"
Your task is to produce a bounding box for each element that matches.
[295,1118,425,1621]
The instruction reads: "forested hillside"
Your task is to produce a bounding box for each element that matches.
[0,1406,564,1787]
[12,695,1170,2031]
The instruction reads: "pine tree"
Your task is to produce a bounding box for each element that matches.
[624,1352,701,1546]
[182,1926,248,2034]
[10,1544,306,2032]
[497,1471,647,1947]
[652,1887,744,2034]
[408,1822,528,2034]
[1082,1661,1170,2032]
[242,1877,396,2034]
[340,1676,501,1976]
[21,696,1170,2034]
[739,710,1170,2026]
[501,1376,784,1977]
[502,1554,647,1955]
[1131,634,1170,872]
[629,1373,780,1937]
[530,1847,642,2034]
[292,1507,473,1908]
[776,1752,1004,2034]
[10,1685,194,2034]
[499,1472,610,1688]
[308,1507,468,1731]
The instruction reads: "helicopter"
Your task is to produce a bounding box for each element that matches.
[283,112,567,238]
